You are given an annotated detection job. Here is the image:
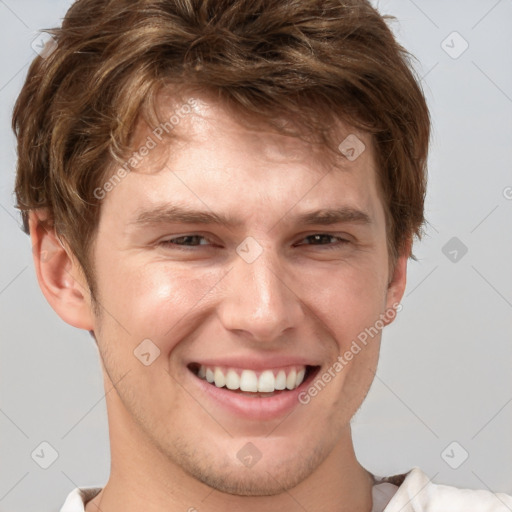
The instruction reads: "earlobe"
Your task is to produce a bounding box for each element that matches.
[29,210,95,331]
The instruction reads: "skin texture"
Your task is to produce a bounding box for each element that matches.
[30,91,409,512]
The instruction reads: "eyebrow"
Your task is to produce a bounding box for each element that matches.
[131,204,372,229]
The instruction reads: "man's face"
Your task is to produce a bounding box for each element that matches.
[88,92,405,495]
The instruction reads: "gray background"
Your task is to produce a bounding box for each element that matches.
[0,0,511,510]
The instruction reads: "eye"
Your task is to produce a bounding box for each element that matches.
[157,233,350,251]
[159,235,212,248]
[297,234,350,249]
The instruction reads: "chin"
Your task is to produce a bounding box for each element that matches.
[191,465,304,497]
[173,438,329,497]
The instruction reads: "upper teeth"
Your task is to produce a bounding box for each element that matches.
[197,365,306,392]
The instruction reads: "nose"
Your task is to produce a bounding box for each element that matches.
[217,244,304,343]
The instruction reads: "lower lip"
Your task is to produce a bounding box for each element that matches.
[188,367,319,421]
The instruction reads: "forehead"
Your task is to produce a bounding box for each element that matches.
[101,90,385,231]
[148,88,372,166]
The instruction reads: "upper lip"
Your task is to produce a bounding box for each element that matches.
[186,356,322,372]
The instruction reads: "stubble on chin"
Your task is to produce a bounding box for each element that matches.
[162,434,329,497]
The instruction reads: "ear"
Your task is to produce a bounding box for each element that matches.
[29,210,95,330]
[383,238,411,326]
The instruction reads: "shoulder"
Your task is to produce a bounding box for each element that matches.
[384,467,512,512]
[60,487,102,512]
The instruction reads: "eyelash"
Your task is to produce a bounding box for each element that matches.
[158,234,350,250]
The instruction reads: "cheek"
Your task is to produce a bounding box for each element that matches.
[295,261,388,346]
[95,257,225,343]
[94,245,389,357]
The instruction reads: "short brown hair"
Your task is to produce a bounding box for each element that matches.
[13,0,430,298]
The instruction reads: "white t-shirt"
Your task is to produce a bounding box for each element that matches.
[60,467,512,511]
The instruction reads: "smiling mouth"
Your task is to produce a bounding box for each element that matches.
[187,363,320,397]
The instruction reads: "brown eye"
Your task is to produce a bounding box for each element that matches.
[159,235,211,247]
[298,234,349,249]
